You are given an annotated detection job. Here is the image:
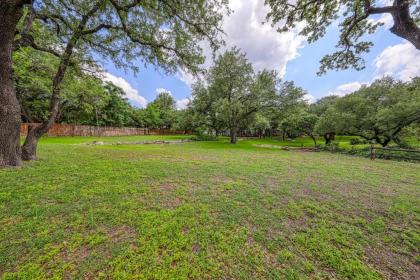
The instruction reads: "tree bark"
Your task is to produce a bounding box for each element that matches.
[381,137,391,147]
[0,1,28,167]
[21,1,103,160]
[310,135,317,146]
[390,0,420,49]
[324,133,335,145]
[230,128,238,144]
[21,19,83,160]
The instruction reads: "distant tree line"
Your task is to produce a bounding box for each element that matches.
[180,49,420,146]
[14,42,420,150]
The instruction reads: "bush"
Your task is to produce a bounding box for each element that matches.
[349,138,367,145]
[191,129,218,141]
[396,140,412,149]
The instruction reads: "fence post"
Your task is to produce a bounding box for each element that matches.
[370,144,376,160]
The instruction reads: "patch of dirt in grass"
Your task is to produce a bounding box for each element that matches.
[61,246,90,280]
[158,182,177,191]
[254,144,283,149]
[108,225,137,243]
[192,244,201,254]
[283,217,310,232]
[161,196,184,209]
[332,182,396,217]
[365,246,420,280]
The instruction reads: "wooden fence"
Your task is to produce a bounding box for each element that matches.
[370,144,420,161]
[20,123,191,137]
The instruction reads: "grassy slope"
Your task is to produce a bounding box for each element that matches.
[1,136,419,279]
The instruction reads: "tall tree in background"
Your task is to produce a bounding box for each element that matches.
[0,0,31,167]
[136,90,177,129]
[311,96,340,144]
[192,49,281,144]
[190,81,226,136]
[4,0,228,164]
[265,81,307,136]
[152,91,177,129]
[265,0,420,74]
[334,77,420,146]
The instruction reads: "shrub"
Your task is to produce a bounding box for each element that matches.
[349,138,368,145]
[396,140,412,149]
[191,129,218,141]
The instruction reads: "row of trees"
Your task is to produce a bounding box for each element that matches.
[312,78,420,147]
[1,0,419,166]
[179,50,420,146]
[15,44,186,129]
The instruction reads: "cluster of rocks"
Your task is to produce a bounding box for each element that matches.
[88,139,193,146]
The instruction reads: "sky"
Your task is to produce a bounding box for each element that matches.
[101,0,420,109]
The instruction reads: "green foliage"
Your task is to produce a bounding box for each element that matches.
[14,46,137,126]
[314,107,339,136]
[32,0,228,74]
[191,129,218,141]
[349,138,367,145]
[134,91,180,129]
[333,77,420,146]
[190,48,307,143]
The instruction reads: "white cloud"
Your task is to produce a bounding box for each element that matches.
[223,0,305,76]
[326,42,419,98]
[374,42,420,81]
[368,13,393,29]
[177,70,197,88]
[156,88,172,96]
[329,81,365,96]
[103,72,148,107]
[176,98,190,110]
[179,0,305,88]
[303,94,316,104]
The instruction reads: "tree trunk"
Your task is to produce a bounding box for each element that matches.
[22,25,81,160]
[324,133,335,145]
[381,137,391,147]
[21,1,102,160]
[0,1,27,167]
[390,1,420,49]
[230,128,238,144]
[21,78,64,160]
[310,135,317,146]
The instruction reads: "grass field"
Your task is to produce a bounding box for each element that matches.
[1,136,419,279]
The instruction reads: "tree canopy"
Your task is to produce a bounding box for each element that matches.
[265,0,420,74]
[12,0,228,161]
[190,48,308,144]
[333,77,420,146]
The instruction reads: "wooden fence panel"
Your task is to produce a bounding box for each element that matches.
[20,123,190,137]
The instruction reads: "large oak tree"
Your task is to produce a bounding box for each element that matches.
[0,0,228,166]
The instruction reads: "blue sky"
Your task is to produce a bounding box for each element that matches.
[101,0,419,108]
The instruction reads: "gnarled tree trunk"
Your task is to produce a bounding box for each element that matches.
[390,0,420,49]
[21,62,70,160]
[0,1,28,167]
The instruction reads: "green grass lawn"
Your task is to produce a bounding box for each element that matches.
[1,136,419,279]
